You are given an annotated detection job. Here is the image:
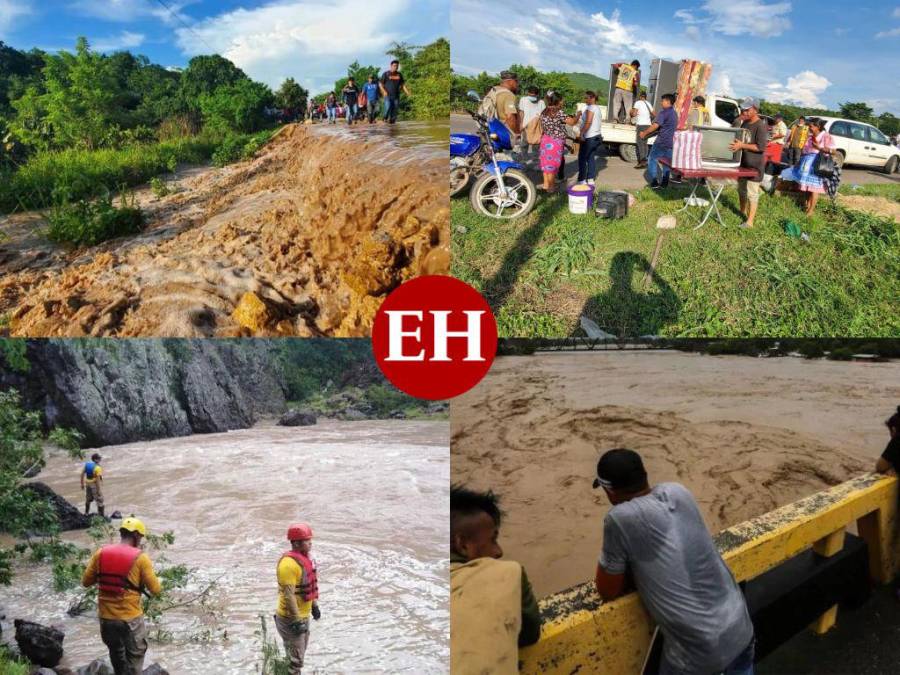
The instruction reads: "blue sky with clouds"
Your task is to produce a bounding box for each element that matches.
[452,0,900,114]
[0,0,449,94]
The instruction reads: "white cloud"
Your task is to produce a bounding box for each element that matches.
[834,28,849,37]
[876,27,900,38]
[685,25,702,41]
[710,71,734,96]
[764,70,831,107]
[675,1,792,37]
[68,0,198,25]
[894,7,900,18]
[0,0,32,37]
[92,31,146,52]
[174,0,412,90]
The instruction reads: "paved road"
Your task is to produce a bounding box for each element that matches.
[451,114,900,189]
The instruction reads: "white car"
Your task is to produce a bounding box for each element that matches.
[817,117,900,173]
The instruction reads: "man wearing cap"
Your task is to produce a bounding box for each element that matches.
[480,71,521,135]
[81,452,105,517]
[82,517,161,675]
[276,523,321,674]
[730,97,768,229]
[592,449,756,675]
[450,484,541,674]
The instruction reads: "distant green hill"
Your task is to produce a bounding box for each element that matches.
[564,72,609,99]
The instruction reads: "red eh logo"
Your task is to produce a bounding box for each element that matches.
[372,276,498,400]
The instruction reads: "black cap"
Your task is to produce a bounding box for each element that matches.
[593,448,647,491]
[500,70,519,81]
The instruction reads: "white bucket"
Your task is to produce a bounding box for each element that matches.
[567,184,593,214]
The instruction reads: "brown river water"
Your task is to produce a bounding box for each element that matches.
[1,420,449,673]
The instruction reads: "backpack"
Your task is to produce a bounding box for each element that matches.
[525,115,543,145]
[477,86,503,120]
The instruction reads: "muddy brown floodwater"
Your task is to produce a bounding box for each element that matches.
[451,351,900,598]
[0,121,449,337]
[0,420,449,673]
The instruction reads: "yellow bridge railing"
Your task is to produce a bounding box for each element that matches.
[519,473,899,674]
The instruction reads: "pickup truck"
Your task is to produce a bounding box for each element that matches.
[600,58,741,162]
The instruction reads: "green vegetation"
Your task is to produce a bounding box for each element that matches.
[452,186,900,338]
[838,183,900,202]
[47,188,144,246]
[0,37,288,220]
[257,615,292,675]
[453,64,580,112]
[0,646,30,675]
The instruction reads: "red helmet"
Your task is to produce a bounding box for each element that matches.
[287,523,313,541]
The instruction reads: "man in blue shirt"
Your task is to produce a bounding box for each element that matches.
[363,75,380,124]
[639,93,678,188]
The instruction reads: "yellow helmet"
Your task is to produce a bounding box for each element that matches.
[120,517,147,537]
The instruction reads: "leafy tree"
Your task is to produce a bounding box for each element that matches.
[876,112,900,137]
[404,38,450,121]
[839,101,875,122]
[274,77,308,111]
[0,42,45,117]
[199,78,273,133]
[179,54,248,108]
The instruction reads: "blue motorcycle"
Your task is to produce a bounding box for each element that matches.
[450,91,536,219]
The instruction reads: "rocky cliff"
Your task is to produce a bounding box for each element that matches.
[1,339,287,447]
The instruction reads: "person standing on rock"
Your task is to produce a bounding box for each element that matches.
[81,517,162,675]
[81,452,105,518]
[275,523,321,674]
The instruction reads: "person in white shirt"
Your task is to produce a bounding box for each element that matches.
[517,85,546,160]
[632,91,654,168]
[573,90,603,186]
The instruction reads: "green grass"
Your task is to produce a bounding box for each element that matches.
[838,182,900,202]
[0,128,279,214]
[452,185,900,338]
[47,189,145,246]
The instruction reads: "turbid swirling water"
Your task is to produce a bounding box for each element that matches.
[1,420,449,673]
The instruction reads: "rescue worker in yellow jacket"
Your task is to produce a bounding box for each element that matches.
[450,485,542,674]
[276,522,321,674]
[80,452,105,517]
[81,517,161,675]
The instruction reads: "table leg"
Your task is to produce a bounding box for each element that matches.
[673,179,700,214]
[694,181,725,230]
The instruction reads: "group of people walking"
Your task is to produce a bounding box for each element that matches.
[310,59,411,126]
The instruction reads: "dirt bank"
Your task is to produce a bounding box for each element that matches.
[0,123,449,336]
[450,351,900,598]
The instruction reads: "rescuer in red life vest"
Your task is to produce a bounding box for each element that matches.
[275,522,321,674]
[81,517,161,675]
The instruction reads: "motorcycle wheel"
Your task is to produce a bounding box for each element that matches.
[450,167,470,198]
[469,169,536,219]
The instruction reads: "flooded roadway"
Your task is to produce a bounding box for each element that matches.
[1,420,449,673]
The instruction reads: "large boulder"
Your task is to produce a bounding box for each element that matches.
[0,340,288,447]
[19,482,90,531]
[278,409,317,427]
[13,619,64,668]
[340,408,367,421]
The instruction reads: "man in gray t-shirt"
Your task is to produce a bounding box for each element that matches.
[592,448,755,675]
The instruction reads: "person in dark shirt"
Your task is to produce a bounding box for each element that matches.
[379,59,411,124]
[730,97,768,229]
[639,93,677,188]
[875,406,900,475]
[341,77,360,125]
[450,485,541,672]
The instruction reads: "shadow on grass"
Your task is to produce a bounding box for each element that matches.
[480,192,569,312]
[578,250,681,337]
